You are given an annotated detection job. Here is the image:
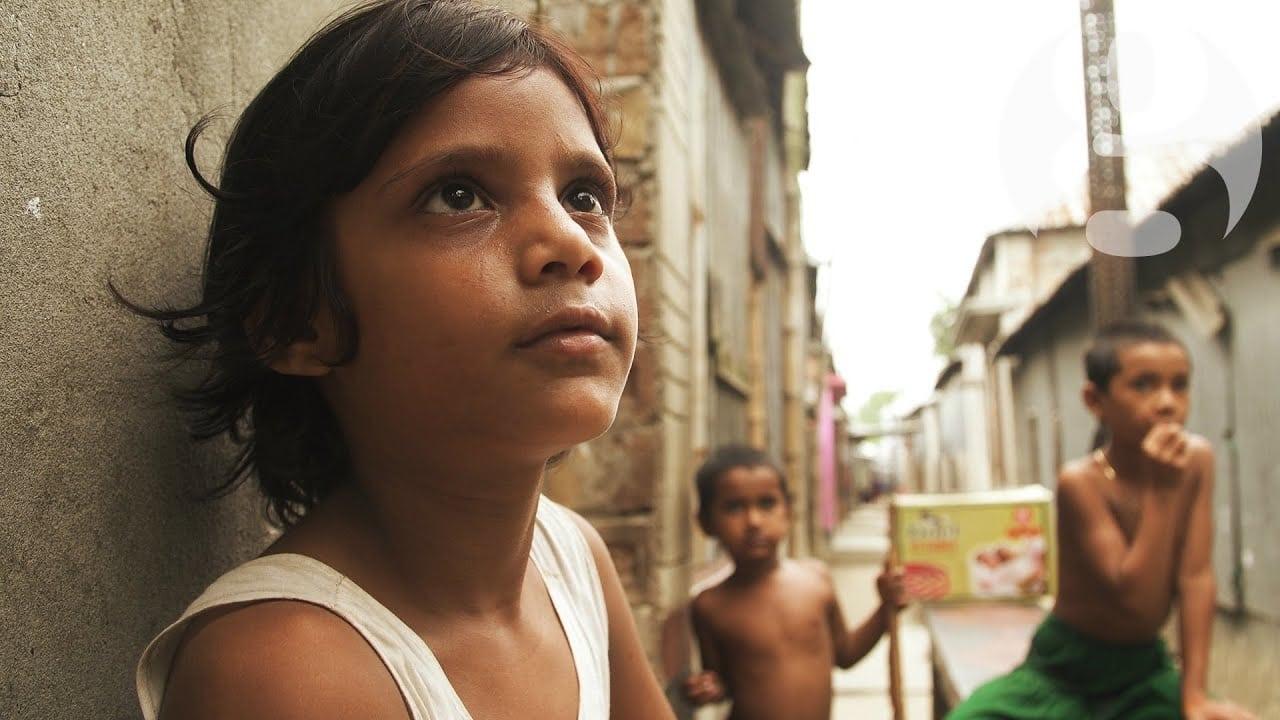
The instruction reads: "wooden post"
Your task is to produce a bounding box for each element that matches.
[1079,0,1135,326]
[887,501,905,719]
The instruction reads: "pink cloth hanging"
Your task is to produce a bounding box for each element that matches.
[818,372,846,531]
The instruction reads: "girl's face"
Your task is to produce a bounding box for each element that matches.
[320,67,637,467]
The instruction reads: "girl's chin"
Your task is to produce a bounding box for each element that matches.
[541,393,622,430]
[527,408,619,449]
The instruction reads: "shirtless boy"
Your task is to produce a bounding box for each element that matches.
[950,320,1254,720]
[684,445,904,720]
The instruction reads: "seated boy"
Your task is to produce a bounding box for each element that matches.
[950,320,1255,720]
[683,445,905,720]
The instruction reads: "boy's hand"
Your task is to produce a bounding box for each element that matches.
[1184,696,1257,720]
[683,670,725,706]
[876,560,907,610]
[1141,422,1192,485]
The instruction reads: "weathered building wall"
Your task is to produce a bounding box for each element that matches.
[703,41,753,448]
[1216,227,1280,621]
[649,0,700,649]
[1009,332,1060,489]
[0,3,351,718]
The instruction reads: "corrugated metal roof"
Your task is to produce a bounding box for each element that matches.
[1030,142,1210,230]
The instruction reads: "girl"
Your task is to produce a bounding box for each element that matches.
[129,2,673,718]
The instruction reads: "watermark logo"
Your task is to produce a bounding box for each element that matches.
[1000,15,1263,257]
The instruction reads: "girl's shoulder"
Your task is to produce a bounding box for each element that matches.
[538,495,610,577]
[154,598,408,720]
[136,554,411,720]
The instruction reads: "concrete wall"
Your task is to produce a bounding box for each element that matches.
[934,374,967,493]
[0,3,350,718]
[1010,333,1061,488]
[1216,226,1280,620]
[703,55,753,394]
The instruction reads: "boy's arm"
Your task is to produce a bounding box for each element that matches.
[689,595,725,676]
[822,564,889,670]
[1176,443,1217,713]
[1056,427,1189,622]
[685,595,728,705]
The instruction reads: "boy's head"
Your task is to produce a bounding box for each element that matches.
[1083,320,1191,445]
[695,446,791,562]
[123,1,615,526]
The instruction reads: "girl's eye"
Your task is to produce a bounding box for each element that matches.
[421,182,486,214]
[563,187,605,215]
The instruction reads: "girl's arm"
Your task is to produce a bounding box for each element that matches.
[571,514,677,720]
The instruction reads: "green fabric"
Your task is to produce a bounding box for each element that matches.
[947,614,1182,720]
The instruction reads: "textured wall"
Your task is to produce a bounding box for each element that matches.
[1217,227,1280,621]
[0,3,347,718]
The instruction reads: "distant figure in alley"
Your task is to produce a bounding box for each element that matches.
[683,445,906,719]
[949,320,1255,720]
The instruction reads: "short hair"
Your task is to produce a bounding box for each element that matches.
[116,0,613,526]
[694,445,789,527]
[1084,319,1187,393]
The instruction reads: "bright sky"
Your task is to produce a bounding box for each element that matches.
[800,0,1280,416]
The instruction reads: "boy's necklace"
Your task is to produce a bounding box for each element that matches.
[1093,448,1117,482]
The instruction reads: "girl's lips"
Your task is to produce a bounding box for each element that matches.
[515,305,614,348]
[518,328,609,356]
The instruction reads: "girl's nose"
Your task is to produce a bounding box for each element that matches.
[517,199,605,285]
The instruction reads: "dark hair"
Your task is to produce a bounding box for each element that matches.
[1084,319,1188,449]
[694,445,789,527]
[1084,319,1187,392]
[115,0,614,526]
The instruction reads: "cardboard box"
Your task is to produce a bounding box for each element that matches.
[891,486,1055,603]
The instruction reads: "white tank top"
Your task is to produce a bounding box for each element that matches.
[135,496,610,719]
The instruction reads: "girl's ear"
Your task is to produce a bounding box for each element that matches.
[259,306,339,378]
[268,336,335,377]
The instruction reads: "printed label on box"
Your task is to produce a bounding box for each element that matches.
[892,486,1055,602]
